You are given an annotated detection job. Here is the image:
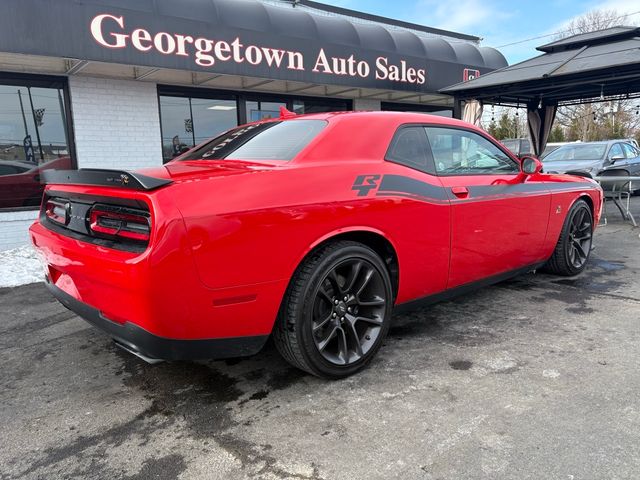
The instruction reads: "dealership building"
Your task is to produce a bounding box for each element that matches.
[0,0,507,251]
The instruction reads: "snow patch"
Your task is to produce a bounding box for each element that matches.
[0,245,45,288]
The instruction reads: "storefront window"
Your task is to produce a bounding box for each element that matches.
[292,99,350,114]
[246,100,286,122]
[159,95,237,162]
[159,89,351,163]
[0,81,72,209]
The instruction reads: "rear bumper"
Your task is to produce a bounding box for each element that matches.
[46,278,268,361]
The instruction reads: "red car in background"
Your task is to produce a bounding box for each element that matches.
[30,111,602,378]
[0,156,73,208]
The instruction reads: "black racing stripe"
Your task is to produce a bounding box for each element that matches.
[467,183,549,197]
[545,182,600,192]
[377,174,449,201]
[460,181,599,201]
[373,175,597,204]
[375,191,449,204]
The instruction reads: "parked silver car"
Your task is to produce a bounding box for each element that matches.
[542,140,640,177]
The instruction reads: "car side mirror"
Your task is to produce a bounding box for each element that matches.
[610,155,624,164]
[520,155,543,175]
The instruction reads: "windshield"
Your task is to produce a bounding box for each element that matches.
[182,119,327,161]
[543,144,607,162]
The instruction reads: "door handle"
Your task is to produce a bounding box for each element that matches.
[451,186,469,198]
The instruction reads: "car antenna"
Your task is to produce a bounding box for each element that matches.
[279,106,297,119]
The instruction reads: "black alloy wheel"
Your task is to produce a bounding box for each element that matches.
[566,205,593,270]
[543,199,594,276]
[273,241,393,379]
[311,258,387,366]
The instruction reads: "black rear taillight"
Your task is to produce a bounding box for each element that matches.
[41,191,152,253]
[45,199,69,226]
[89,204,151,242]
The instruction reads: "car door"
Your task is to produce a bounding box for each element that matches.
[424,126,551,288]
[382,125,450,300]
[606,143,626,170]
[621,143,640,176]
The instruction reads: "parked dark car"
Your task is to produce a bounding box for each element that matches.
[0,156,72,208]
[542,140,640,180]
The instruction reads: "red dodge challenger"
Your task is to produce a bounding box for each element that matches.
[30,111,602,378]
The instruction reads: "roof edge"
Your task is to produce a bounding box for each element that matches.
[537,25,640,53]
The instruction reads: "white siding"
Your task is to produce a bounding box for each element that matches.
[0,210,38,251]
[69,76,163,170]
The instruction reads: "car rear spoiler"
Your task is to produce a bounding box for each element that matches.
[41,169,172,191]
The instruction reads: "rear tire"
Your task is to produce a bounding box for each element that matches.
[273,241,393,379]
[543,199,593,276]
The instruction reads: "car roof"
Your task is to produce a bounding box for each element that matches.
[0,160,36,169]
[554,141,611,148]
[274,111,494,163]
[294,110,463,125]
[280,110,483,135]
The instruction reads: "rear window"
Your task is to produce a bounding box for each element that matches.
[182,119,327,161]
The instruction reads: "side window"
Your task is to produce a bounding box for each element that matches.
[608,143,624,160]
[622,143,639,159]
[425,127,519,175]
[0,165,19,175]
[385,126,432,172]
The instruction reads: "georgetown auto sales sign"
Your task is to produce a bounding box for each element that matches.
[0,0,504,94]
[91,14,428,87]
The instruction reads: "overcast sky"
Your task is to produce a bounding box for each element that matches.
[322,0,640,64]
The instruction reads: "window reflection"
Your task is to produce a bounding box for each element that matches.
[0,83,72,209]
[246,100,286,122]
[159,95,237,162]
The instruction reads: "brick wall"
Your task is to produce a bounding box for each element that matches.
[69,76,163,170]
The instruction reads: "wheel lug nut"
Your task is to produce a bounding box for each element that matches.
[332,312,337,318]
[341,317,345,322]
[334,299,339,305]
[344,296,348,301]
[347,307,352,313]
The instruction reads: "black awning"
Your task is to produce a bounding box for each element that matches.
[440,26,640,105]
[0,0,506,94]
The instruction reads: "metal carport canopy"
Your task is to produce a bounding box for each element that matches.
[439,26,640,156]
[440,26,640,106]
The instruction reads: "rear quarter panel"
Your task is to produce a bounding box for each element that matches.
[170,160,451,305]
[541,175,602,257]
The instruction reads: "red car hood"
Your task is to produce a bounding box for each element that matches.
[137,160,280,183]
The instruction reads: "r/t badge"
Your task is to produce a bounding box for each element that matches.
[352,174,381,196]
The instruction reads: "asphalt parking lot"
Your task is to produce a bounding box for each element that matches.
[1,199,639,480]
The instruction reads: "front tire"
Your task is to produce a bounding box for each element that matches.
[273,241,393,379]
[543,199,593,276]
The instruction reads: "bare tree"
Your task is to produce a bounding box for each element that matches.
[559,9,627,38]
